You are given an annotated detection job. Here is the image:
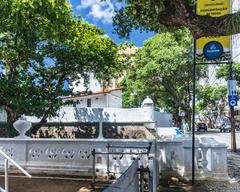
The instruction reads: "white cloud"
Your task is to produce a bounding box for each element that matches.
[77,0,116,24]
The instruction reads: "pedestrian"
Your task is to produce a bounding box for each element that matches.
[183,121,189,134]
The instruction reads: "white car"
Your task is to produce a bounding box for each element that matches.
[219,123,231,132]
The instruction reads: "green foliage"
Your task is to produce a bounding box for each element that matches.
[216,63,240,84]
[196,85,227,112]
[111,0,193,38]
[196,85,227,127]
[113,0,165,38]
[111,0,240,39]
[121,28,206,126]
[0,0,119,126]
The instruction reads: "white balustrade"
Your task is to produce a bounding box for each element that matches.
[0,137,228,181]
[199,137,228,180]
[0,139,152,176]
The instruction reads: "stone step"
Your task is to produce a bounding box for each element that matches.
[0,175,92,192]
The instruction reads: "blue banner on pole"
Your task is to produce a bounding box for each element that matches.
[228,95,238,107]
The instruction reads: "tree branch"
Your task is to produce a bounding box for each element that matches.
[157,0,240,38]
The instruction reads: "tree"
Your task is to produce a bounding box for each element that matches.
[122,29,206,127]
[196,85,227,128]
[216,63,240,84]
[111,0,240,38]
[0,0,119,134]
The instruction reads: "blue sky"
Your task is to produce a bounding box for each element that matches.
[70,0,155,47]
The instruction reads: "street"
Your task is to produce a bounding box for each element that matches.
[196,129,240,150]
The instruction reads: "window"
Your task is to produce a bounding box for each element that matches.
[87,98,91,107]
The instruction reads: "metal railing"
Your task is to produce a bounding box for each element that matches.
[0,149,32,192]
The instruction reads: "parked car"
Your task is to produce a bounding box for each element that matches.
[197,123,207,131]
[216,118,231,132]
[219,123,231,132]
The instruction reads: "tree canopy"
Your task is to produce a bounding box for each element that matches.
[121,29,206,126]
[112,0,240,38]
[0,0,119,133]
[196,85,227,127]
[216,63,240,84]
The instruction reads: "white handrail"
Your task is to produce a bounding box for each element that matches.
[0,150,32,178]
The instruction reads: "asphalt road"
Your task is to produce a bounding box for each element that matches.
[196,128,240,150]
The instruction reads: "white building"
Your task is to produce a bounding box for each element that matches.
[71,47,137,94]
[63,88,123,108]
[70,73,119,93]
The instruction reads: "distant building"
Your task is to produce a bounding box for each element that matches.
[71,46,137,93]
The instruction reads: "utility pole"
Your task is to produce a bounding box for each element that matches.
[191,39,196,185]
[229,62,237,152]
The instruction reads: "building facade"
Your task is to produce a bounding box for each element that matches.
[63,88,123,108]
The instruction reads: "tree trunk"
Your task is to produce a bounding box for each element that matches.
[30,106,53,135]
[157,0,240,38]
[30,117,47,135]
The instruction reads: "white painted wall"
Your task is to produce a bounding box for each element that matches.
[25,106,172,128]
[0,109,7,122]
[106,90,122,108]
[64,90,122,108]
[154,112,173,127]
[74,95,107,108]
[25,107,150,123]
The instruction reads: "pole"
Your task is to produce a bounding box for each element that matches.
[107,143,110,175]
[229,0,237,152]
[152,139,158,192]
[229,62,237,152]
[92,149,96,190]
[191,39,196,185]
[5,159,8,192]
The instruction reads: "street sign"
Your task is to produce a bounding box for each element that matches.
[228,80,237,96]
[203,41,223,61]
[196,0,231,64]
[228,95,238,107]
[179,111,185,117]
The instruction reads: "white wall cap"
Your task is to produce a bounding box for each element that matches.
[142,96,154,106]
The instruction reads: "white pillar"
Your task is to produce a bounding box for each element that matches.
[182,138,200,180]
[142,96,155,129]
[98,121,104,139]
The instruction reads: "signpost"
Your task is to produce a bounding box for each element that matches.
[179,111,186,117]
[228,80,238,107]
[228,80,237,96]
[228,64,237,152]
[228,95,238,107]
[196,0,231,64]
[192,0,233,186]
